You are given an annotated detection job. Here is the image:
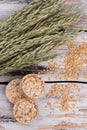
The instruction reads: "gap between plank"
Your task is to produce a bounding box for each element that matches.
[0,81,87,85]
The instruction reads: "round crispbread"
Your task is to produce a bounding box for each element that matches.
[13,98,39,124]
[21,74,45,99]
[6,79,24,104]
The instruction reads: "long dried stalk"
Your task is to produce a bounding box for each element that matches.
[0,0,82,75]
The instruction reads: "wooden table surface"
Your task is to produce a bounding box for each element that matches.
[0,0,87,130]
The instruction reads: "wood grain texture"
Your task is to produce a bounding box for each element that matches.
[0,0,87,130]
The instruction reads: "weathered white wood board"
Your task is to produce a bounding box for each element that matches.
[0,0,87,130]
[0,83,87,130]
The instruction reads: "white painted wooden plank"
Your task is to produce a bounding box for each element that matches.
[0,82,87,129]
[0,2,26,21]
[0,32,87,82]
[1,33,87,82]
[0,0,87,130]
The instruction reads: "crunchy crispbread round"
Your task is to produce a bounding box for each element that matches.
[6,79,24,104]
[13,98,39,124]
[21,74,45,99]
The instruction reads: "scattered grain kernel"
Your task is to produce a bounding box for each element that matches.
[46,83,78,111]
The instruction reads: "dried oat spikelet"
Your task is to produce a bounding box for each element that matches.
[0,0,83,75]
